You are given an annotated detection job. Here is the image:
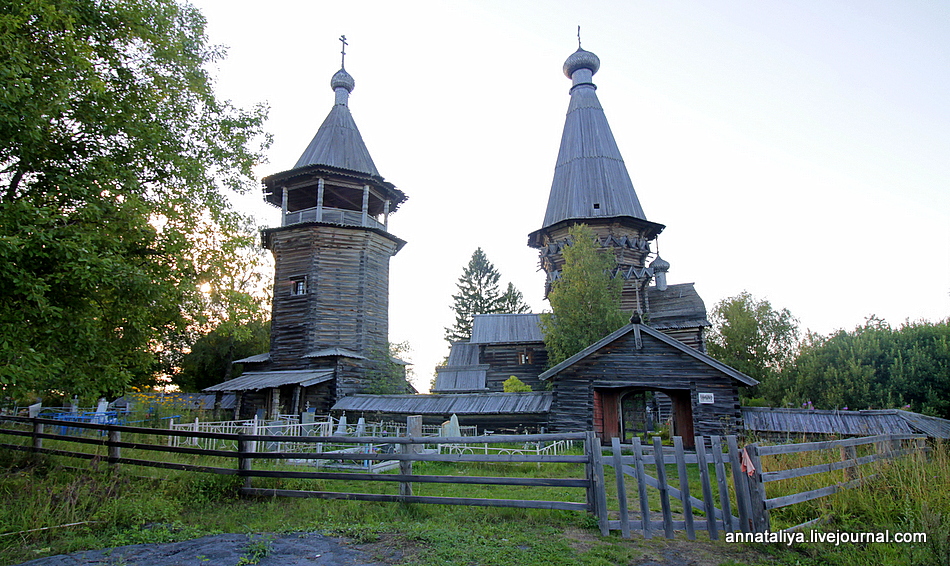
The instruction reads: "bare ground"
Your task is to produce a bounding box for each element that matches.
[12,530,771,566]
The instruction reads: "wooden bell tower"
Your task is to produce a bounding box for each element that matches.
[260,51,407,397]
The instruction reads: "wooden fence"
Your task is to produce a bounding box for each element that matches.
[603,432,927,539]
[0,415,597,516]
[0,415,926,539]
[605,435,745,539]
[748,433,928,533]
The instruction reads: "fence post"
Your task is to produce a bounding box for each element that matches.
[610,437,631,539]
[744,442,770,533]
[238,433,253,490]
[400,415,422,498]
[652,437,674,539]
[726,435,753,533]
[694,436,719,540]
[840,444,858,480]
[108,428,121,467]
[32,418,43,452]
[582,431,608,536]
[631,436,652,538]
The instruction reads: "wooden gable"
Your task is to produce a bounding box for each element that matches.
[540,324,756,439]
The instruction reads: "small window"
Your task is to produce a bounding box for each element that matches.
[290,276,308,296]
[593,203,601,210]
[518,349,534,365]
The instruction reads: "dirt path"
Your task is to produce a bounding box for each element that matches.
[12,532,403,566]
[12,529,771,566]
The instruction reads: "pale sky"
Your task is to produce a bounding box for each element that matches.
[190,0,950,392]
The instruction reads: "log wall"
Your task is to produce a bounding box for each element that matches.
[481,343,549,392]
[265,224,400,393]
[657,328,706,352]
[548,329,742,440]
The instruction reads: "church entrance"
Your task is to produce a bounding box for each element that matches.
[620,390,667,440]
[595,387,695,448]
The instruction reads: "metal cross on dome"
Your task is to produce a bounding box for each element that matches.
[339,35,348,68]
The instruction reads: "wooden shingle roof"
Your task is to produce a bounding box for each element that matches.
[293,103,379,177]
[470,314,544,344]
[432,343,488,393]
[203,369,334,392]
[646,283,711,329]
[537,49,654,230]
[742,407,950,439]
[292,67,379,177]
[331,392,553,416]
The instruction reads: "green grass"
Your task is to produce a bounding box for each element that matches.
[0,426,947,566]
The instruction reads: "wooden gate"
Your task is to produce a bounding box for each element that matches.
[604,435,752,539]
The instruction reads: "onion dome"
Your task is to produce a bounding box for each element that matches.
[331,68,355,93]
[649,256,671,273]
[563,48,601,78]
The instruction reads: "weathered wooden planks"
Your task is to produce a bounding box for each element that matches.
[608,435,742,540]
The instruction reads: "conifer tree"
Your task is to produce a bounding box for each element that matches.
[540,224,627,366]
[445,248,530,342]
[499,282,532,316]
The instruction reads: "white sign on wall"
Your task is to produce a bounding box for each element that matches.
[698,393,715,404]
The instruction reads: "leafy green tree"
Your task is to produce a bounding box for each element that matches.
[444,248,530,342]
[775,317,950,418]
[503,376,532,392]
[366,342,414,395]
[176,319,270,392]
[0,0,269,400]
[706,292,800,398]
[540,224,627,366]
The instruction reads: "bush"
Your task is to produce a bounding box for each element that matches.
[503,376,532,392]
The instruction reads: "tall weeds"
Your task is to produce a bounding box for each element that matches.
[765,440,950,566]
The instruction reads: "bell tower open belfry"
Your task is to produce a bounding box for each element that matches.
[207,40,408,418]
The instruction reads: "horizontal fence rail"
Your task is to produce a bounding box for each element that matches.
[600,432,927,539]
[747,433,927,533]
[0,414,926,539]
[0,415,596,516]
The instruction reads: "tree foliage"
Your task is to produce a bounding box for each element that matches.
[0,0,270,400]
[365,342,414,395]
[176,319,270,392]
[502,375,532,392]
[771,317,950,418]
[444,248,530,343]
[540,224,627,366]
[706,292,800,396]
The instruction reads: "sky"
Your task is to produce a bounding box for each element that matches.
[189,0,950,392]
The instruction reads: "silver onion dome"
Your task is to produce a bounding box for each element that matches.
[563,48,600,78]
[330,68,355,93]
[649,255,671,273]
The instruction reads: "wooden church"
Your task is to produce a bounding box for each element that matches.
[334,45,757,445]
[205,55,409,419]
[208,42,757,445]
